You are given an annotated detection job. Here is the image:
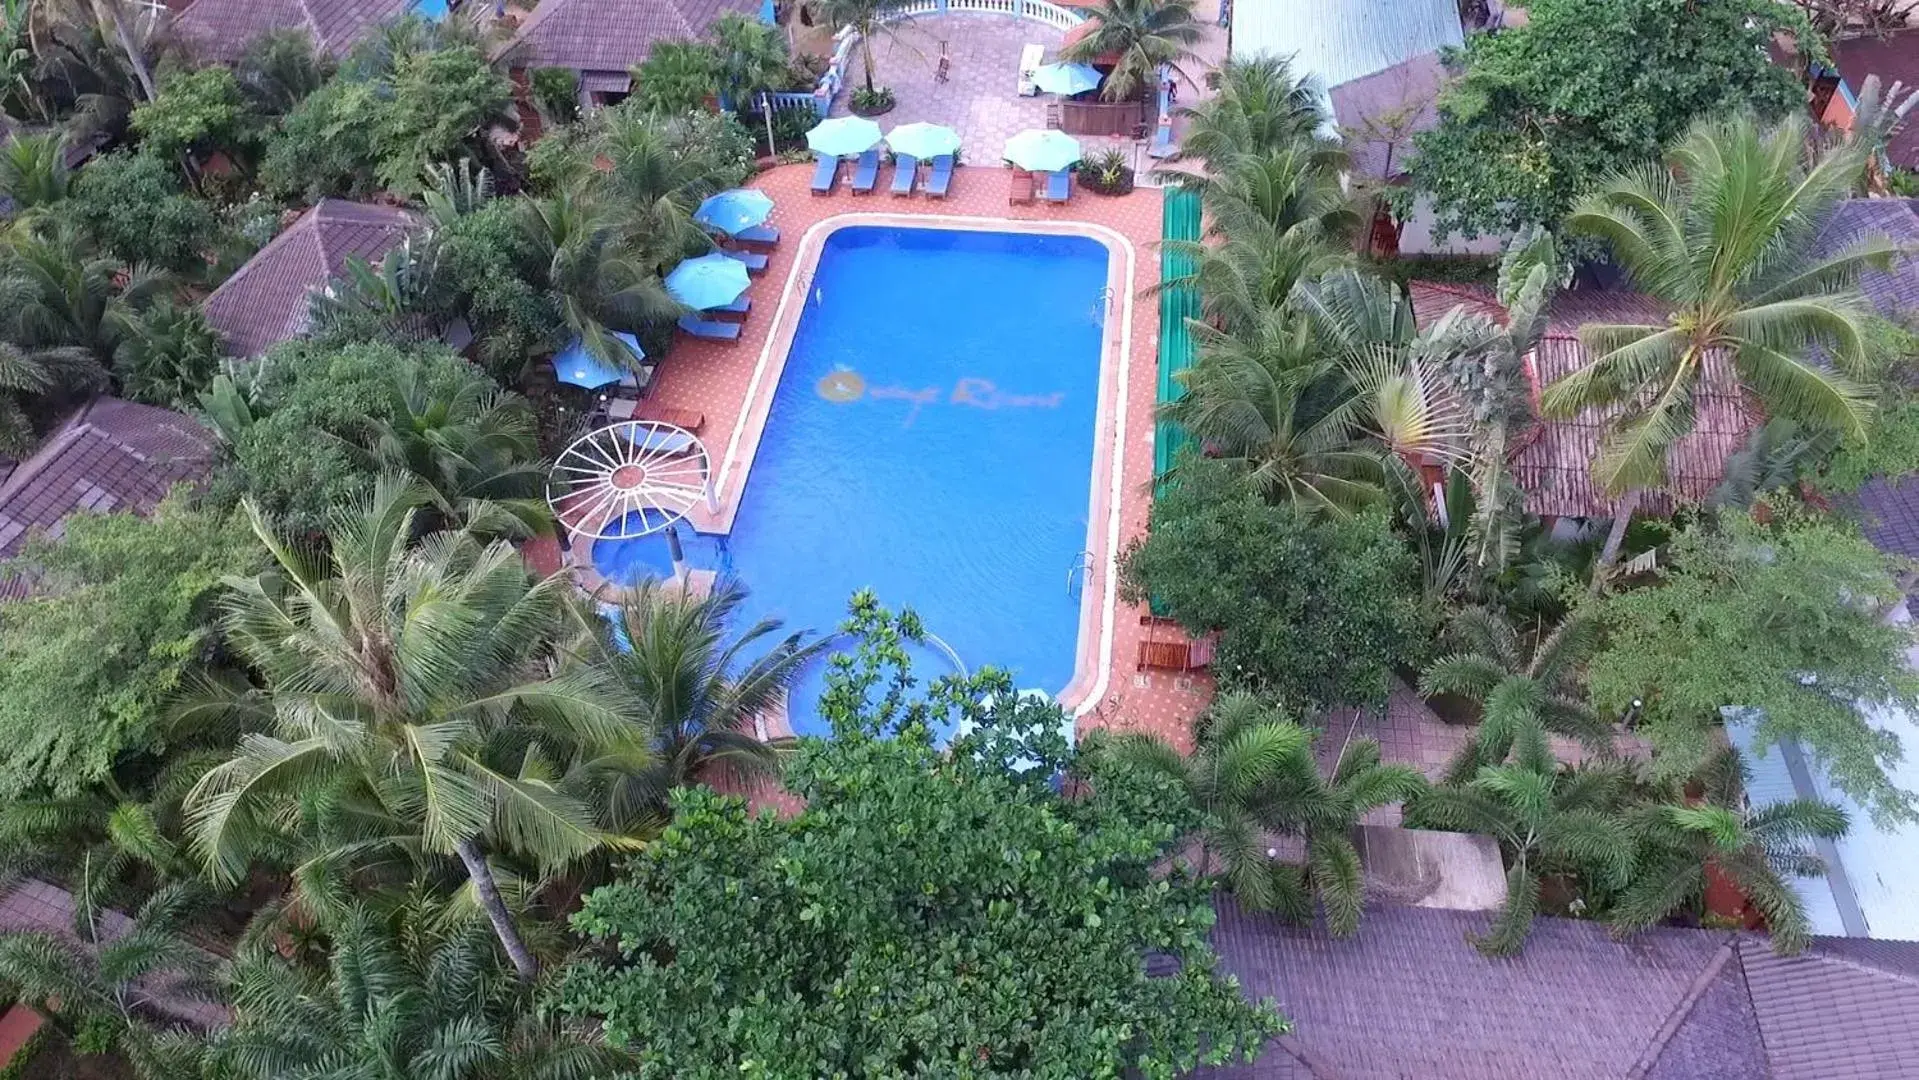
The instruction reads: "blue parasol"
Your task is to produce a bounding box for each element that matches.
[885,122,962,160]
[1002,128,1083,173]
[1032,62,1102,96]
[665,252,752,311]
[553,333,641,389]
[694,188,775,236]
[805,115,884,158]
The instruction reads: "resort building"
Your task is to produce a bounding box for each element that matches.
[1814,29,1919,173]
[497,0,767,112]
[201,199,416,360]
[0,398,217,601]
[172,0,424,65]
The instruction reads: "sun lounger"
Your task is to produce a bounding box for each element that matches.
[722,249,769,275]
[1044,169,1071,202]
[926,154,954,198]
[1009,169,1035,205]
[850,149,881,194]
[705,296,751,323]
[651,407,705,433]
[810,154,840,195]
[890,154,919,195]
[677,315,741,342]
[732,224,779,248]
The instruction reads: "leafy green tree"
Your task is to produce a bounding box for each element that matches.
[129,65,256,174]
[1411,0,1812,240]
[0,493,256,800]
[529,65,581,126]
[372,45,512,195]
[1542,114,1895,568]
[59,150,219,272]
[1409,762,1634,955]
[185,479,636,981]
[1583,508,1919,825]
[201,897,637,1080]
[562,596,1285,1079]
[433,198,565,380]
[257,79,380,200]
[1418,606,1611,783]
[1610,748,1846,954]
[1063,0,1203,102]
[1121,457,1428,710]
[632,40,720,114]
[110,297,223,409]
[0,130,72,214]
[568,578,828,832]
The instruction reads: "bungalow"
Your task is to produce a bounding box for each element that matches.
[201,199,416,360]
[1189,898,1919,1079]
[1814,29,1919,174]
[172,0,427,65]
[0,398,218,601]
[1409,281,1759,522]
[495,0,765,114]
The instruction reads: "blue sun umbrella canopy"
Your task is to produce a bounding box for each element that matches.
[666,252,752,311]
[1032,62,1102,96]
[1002,129,1082,173]
[554,332,642,389]
[805,115,884,158]
[885,121,962,161]
[694,188,775,236]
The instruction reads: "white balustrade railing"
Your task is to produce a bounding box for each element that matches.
[876,0,1085,28]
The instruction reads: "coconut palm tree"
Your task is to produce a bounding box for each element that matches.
[1,221,169,363]
[1090,693,1316,914]
[355,365,550,536]
[233,27,335,116]
[711,10,792,107]
[1064,0,1203,103]
[1610,748,1846,954]
[592,106,733,266]
[110,296,222,409]
[202,897,638,1080]
[815,0,910,96]
[1418,606,1612,784]
[517,190,673,376]
[184,478,639,981]
[567,578,828,833]
[1408,762,1634,956]
[1541,112,1900,570]
[0,339,101,452]
[1163,54,1333,172]
[0,130,70,214]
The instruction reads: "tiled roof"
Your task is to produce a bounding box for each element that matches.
[0,398,217,600]
[202,199,414,359]
[1834,30,1919,171]
[173,0,413,64]
[1231,0,1462,93]
[499,0,759,73]
[1410,281,1758,519]
[1194,899,1919,1080]
[1811,197,1919,320]
[1329,52,1446,180]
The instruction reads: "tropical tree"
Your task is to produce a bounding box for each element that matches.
[1610,749,1846,954]
[110,296,223,408]
[233,26,335,116]
[1540,112,1902,568]
[1,220,167,363]
[815,0,909,95]
[711,10,792,106]
[356,364,550,534]
[0,339,100,452]
[591,104,739,265]
[1418,606,1612,784]
[1408,762,1634,955]
[1164,53,1332,172]
[23,0,172,140]
[632,40,720,114]
[184,479,638,981]
[203,896,637,1080]
[517,189,671,375]
[1063,0,1203,102]
[567,578,828,833]
[0,129,70,214]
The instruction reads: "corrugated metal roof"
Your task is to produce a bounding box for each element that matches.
[1229,0,1463,93]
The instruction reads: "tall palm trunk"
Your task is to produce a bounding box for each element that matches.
[91,0,155,102]
[858,27,876,93]
[1593,488,1641,585]
[455,837,539,982]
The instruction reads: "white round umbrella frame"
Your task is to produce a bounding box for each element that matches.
[547,420,713,540]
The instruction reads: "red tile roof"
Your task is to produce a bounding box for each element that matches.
[1411,281,1758,519]
[202,199,415,360]
[173,0,413,64]
[1833,30,1919,171]
[498,0,759,75]
[1329,52,1447,180]
[0,398,217,600]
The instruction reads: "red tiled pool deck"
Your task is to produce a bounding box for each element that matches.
[629,162,1209,748]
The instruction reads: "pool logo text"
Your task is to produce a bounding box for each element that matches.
[815,367,1064,425]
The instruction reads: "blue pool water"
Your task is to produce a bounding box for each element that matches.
[411,0,449,16]
[595,226,1109,735]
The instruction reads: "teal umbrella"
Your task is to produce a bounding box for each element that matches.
[1033,62,1101,96]
[805,115,884,158]
[885,122,962,160]
[1002,129,1082,173]
[665,253,751,310]
[694,188,774,236]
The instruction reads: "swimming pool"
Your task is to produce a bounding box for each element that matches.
[597,225,1112,735]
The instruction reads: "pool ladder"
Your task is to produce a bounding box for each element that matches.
[1065,551,1094,599]
[925,632,968,679]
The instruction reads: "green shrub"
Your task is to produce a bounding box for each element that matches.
[60,151,218,271]
[529,66,580,125]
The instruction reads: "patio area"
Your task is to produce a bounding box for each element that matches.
[838,14,1142,164]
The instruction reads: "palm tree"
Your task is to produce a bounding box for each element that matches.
[0,130,71,214]
[1163,54,1332,172]
[1064,0,1203,103]
[1610,748,1846,955]
[567,578,828,832]
[1266,722,1425,935]
[711,10,791,107]
[1,221,168,363]
[308,235,448,347]
[815,0,909,95]
[233,27,335,116]
[0,339,102,453]
[184,479,639,981]
[24,0,171,140]
[110,296,222,409]
[517,190,674,376]
[1418,606,1612,784]
[204,897,638,1080]
[358,365,550,535]
[1092,694,1315,914]
[1541,113,1899,569]
[592,106,731,265]
[1408,762,1634,955]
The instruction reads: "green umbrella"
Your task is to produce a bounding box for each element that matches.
[1002,129,1082,173]
[806,116,884,158]
[886,122,962,160]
